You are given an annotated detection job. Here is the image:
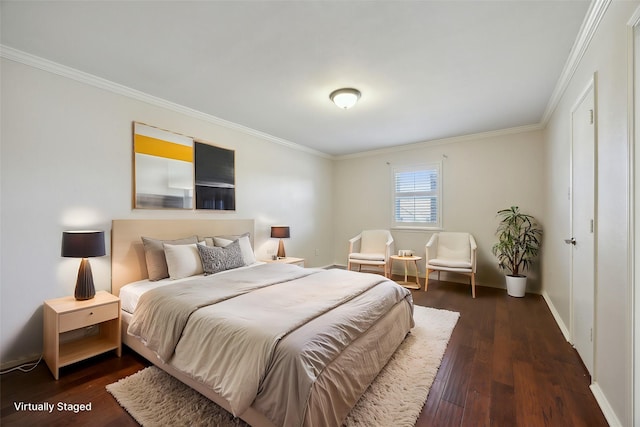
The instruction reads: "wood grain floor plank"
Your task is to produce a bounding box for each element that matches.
[490,380,516,426]
[491,296,514,387]
[513,359,550,426]
[432,399,464,427]
[466,338,493,398]
[441,344,475,406]
[460,389,491,427]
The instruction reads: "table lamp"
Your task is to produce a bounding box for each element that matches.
[62,230,106,300]
[270,226,290,259]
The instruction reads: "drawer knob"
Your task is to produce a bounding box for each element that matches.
[89,312,93,315]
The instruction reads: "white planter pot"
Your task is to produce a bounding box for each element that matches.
[505,275,527,297]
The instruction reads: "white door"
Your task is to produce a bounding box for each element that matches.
[569,81,596,376]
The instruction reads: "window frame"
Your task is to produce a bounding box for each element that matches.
[391,162,443,230]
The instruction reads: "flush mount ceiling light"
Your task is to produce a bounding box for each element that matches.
[329,88,361,109]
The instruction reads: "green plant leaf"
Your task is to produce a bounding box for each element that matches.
[492,206,542,275]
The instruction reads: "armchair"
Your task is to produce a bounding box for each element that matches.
[425,232,477,298]
[347,230,394,277]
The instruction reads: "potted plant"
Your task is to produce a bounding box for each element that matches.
[491,206,542,297]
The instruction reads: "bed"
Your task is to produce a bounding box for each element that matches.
[111,219,414,427]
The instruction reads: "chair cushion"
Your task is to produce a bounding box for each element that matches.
[349,252,385,262]
[428,258,472,269]
[437,232,471,262]
[360,230,390,254]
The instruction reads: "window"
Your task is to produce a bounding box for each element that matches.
[392,163,441,229]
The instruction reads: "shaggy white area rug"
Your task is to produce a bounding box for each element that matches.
[107,305,459,427]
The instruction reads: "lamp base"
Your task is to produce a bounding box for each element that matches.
[276,239,286,259]
[74,258,96,301]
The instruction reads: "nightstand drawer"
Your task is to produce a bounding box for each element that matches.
[59,303,118,333]
[262,257,305,267]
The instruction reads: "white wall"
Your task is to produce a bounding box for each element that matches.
[543,2,637,425]
[332,128,546,291]
[0,58,334,367]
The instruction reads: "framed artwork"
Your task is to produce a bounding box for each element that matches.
[195,141,236,210]
[133,122,194,209]
[132,122,235,211]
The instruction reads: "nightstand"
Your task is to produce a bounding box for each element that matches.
[43,290,121,379]
[263,257,305,267]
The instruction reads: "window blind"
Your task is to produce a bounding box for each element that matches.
[393,164,440,228]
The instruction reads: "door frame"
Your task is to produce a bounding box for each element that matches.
[568,75,598,377]
[627,7,640,425]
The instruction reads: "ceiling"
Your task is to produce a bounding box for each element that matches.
[0,1,591,156]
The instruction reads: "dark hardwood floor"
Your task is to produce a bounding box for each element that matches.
[412,280,607,427]
[1,279,608,427]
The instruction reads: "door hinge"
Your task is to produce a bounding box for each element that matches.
[589,109,594,124]
[590,328,593,342]
[590,219,594,233]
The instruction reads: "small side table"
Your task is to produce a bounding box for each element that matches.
[43,291,121,379]
[390,255,422,290]
[262,257,305,267]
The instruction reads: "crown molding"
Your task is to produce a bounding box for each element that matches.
[0,45,332,159]
[335,123,544,160]
[540,0,611,125]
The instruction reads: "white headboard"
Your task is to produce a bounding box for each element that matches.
[111,219,255,296]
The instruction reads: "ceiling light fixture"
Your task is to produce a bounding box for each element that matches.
[329,88,361,109]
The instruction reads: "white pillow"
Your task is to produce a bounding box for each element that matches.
[163,242,204,279]
[141,235,198,281]
[213,234,256,265]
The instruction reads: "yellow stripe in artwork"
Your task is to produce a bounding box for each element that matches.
[134,134,193,162]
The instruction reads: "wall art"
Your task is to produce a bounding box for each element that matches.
[133,122,194,209]
[195,141,235,210]
[132,122,235,211]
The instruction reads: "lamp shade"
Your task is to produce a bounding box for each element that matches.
[62,231,106,258]
[270,226,290,239]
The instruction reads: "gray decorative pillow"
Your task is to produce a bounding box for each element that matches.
[210,233,256,266]
[141,235,198,281]
[197,240,244,275]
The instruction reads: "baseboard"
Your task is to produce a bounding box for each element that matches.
[540,293,623,425]
[590,382,623,427]
[541,290,571,343]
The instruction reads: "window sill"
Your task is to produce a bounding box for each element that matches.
[391,226,443,232]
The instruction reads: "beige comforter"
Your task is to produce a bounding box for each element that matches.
[128,263,413,426]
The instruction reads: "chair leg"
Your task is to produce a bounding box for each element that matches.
[471,273,476,298]
[347,261,351,272]
[425,269,430,292]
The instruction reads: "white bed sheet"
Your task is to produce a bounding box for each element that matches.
[119,262,265,314]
